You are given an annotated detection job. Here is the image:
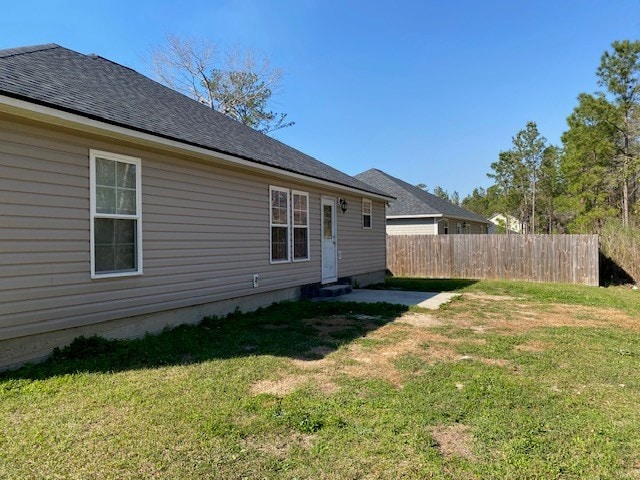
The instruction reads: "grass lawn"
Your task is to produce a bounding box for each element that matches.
[1,280,640,479]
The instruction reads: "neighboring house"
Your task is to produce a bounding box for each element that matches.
[355,169,490,235]
[488,213,524,234]
[0,44,393,369]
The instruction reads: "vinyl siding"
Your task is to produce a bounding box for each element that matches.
[437,218,488,235]
[337,195,386,277]
[387,218,437,235]
[385,218,488,235]
[0,117,386,340]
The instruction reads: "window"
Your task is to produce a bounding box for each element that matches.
[270,186,290,262]
[443,219,449,235]
[292,191,309,261]
[362,198,372,229]
[456,222,462,234]
[270,187,310,263]
[90,150,142,278]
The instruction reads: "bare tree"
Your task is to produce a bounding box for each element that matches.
[147,35,294,134]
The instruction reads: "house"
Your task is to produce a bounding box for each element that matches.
[488,213,524,234]
[0,44,393,369]
[355,169,490,235]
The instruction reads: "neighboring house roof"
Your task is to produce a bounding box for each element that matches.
[488,212,518,223]
[0,44,390,198]
[355,168,490,223]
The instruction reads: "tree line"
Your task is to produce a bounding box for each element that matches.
[150,36,639,237]
[460,40,640,234]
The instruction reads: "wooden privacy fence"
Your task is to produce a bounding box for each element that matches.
[387,234,600,286]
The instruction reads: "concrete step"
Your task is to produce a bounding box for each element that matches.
[318,284,353,298]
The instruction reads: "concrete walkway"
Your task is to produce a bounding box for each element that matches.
[327,289,460,310]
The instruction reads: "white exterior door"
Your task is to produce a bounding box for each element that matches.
[321,197,337,284]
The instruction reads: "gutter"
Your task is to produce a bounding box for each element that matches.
[387,214,490,224]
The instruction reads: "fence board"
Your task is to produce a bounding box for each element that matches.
[387,234,599,286]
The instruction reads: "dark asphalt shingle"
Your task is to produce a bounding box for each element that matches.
[355,168,489,223]
[0,44,389,197]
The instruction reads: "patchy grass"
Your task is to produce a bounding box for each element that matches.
[383,276,640,317]
[2,284,640,479]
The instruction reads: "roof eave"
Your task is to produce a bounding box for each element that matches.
[387,214,443,219]
[0,93,394,201]
[387,213,489,224]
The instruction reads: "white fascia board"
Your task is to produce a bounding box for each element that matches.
[0,95,393,201]
[444,215,492,224]
[386,214,443,219]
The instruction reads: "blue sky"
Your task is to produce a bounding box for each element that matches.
[2,0,640,196]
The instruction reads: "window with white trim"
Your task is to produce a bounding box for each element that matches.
[90,150,142,278]
[443,219,449,234]
[270,187,310,263]
[270,186,290,262]
[456,222,462,234]
[292,190,310,261]
[362,198,372,229]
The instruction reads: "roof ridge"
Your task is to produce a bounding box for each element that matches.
[86,53,138,72]
[388,174,437,212]
[0,43,59,59]
[360,168,489,222]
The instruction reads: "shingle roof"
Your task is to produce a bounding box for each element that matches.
[355,169,489,223]
[0,44,390,198]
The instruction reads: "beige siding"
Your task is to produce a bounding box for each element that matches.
[0,117,387,340]
[437,218,488,235]
[336,195,387,278]
[387,218,437,236]
[384,217,489,236]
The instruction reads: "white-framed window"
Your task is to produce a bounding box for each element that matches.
[456,222,462,234]
[443,219,449,235]
[90,150,142,278]
[362,198,372,229]
[269,186,310,263]
[270,186,290,263]
[292,190,310,261]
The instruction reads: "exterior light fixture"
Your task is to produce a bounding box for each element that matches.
[339,198,348,213]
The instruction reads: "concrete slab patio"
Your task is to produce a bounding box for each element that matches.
[324,289,460,310]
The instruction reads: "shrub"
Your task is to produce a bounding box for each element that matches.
[600,219,640,285]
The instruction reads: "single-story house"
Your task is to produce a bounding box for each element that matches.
[0,44,393,369]
[355,169,490,235]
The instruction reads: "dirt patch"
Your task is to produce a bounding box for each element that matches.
[302,323,480,386]
[243,432,315,457]
[431,424,475,459]
[290,315,513,387]
[251,376,307,395]
[479,357,510,367]
[264,296,638,394]
[447,299,639,334]
[420,344,460,363]
[251,373,338,395]
[396,312,443,328]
